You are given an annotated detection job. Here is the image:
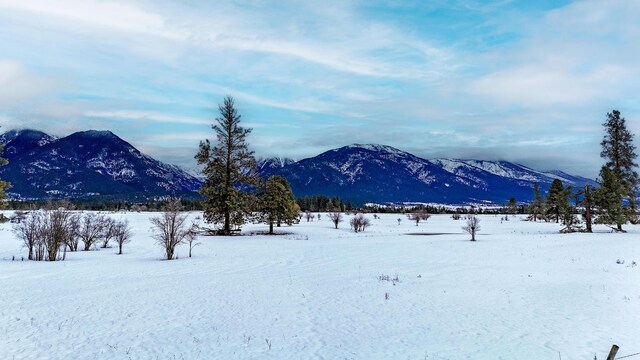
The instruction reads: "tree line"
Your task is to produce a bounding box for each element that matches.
[0,101,637,239]
[525,110,638,233]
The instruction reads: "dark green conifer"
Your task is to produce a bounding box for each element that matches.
[195,96,259,235]
[259,176,298,234]
[600,110,638,222]
[594,167,627,232]
[545,179,568,223]
[529,183,543,221]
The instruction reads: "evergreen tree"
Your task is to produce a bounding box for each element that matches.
[259,176,298,234]
[545,179,567,223]
[195,96,259,235]
[529,182,543,221]
[600,110,639,221]
[0,138,10,209]
[594,167,627,232]
[506,197,517,215]
[579,184,594,233]
[558,185,580,232]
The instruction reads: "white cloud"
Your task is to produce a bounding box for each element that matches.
[142,132,235,144]
[468,62,629,106]
[0,0,183,39]
[0,0,454,79]
[1,0,638,178]
[0,60,59,106]
[466,0,640,108]
[86,110,209,125]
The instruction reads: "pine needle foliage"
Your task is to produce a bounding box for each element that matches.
[258,176,298,234]
[195,96,259,235]
[598,110,639,227]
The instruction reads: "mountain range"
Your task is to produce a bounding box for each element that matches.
[0,129,201,200]
[259,144,597,205]
[0,130,596,204]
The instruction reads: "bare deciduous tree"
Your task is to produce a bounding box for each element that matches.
[150,200,197,260]
[13,211,42,260]
[407,211,431,226]
[305,211,315,222]
[113,219,132,255]
[78,213,108,251]
[10,210,28,223]
[328,212,343,229]
[39,206,77,261]
[63,214,81,252]
[350,214,371,233]
[462,216,481,241]
[101,217,117,248]
[185,220,200,258]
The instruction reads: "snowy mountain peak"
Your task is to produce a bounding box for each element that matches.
[341,144,410,157]
[346,144,401,152]
[0,129,201,200]
[260,144,596,205]
[257,157,296,170]
[0,129,57,143]
[69,130,121,141]
[0,129,58,158]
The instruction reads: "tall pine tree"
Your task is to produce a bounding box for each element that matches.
[545,179,567,223]
[600,110,639,222]
[196,96,259,235]
[529,182,543,221]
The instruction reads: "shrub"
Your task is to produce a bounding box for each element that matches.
[150,200,197,260]
[350,214,370,233]
[463,215,481,241]
[328,212,343,229]
[407,211,431,226]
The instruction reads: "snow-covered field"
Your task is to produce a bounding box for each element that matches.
[1,212,638,360]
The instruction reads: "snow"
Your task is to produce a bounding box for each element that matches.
[348,144,403,155]
[339,158,365,183]
[1,212,638,359]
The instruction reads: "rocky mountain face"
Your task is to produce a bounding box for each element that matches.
[257,157,296,171]
[0,129,201,200]
[0,130,595,204]
[260,144,596,205]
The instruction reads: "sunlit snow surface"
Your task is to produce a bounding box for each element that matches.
[1,212,638,359]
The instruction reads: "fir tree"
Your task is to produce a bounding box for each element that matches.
[529,182,543,221]
[259,176,298,234]
[195,96,259,235]
[600,110,639,220]
[558,185,580,232]
[594,167,627,232]
[545,179,568,223]
[0,138,10,209]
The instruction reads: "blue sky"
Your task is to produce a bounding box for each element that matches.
[1,0,638,178]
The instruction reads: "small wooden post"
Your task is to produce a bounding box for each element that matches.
[607,344,620,360]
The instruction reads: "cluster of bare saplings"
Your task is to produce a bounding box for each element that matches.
[12,199,201,262]
[13,204,131,261]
